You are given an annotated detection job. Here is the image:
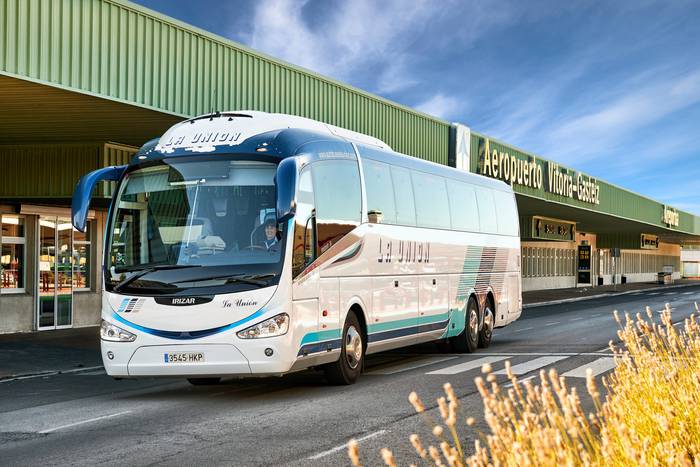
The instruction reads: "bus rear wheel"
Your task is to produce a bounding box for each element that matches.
[478,301,494,348]
[453,297,479,353]
[187,377,221,386]
[324,312,364,385]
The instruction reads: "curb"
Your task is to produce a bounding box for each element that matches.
[523,282,700,309]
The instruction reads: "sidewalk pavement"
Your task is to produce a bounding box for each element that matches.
[0,326,101,381]
[2,279,699,380]
[523,278,700,308]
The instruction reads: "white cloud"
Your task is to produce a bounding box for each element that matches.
[246,0,435,93]
[415,93,461,120]
[547,69,700,160]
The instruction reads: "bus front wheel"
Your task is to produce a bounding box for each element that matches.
[324,312,363,385]
[453,297,479,353]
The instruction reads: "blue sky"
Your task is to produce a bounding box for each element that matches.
[133,0,700,214]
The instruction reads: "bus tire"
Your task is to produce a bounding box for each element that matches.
[453,297,479,353]
[187,377,221,386]
[478,299,495,348]
[324,312,364,385]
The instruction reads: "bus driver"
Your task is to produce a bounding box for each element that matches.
[260,214,279,251]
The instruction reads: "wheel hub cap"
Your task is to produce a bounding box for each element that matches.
[469,309,479,336]
[345,326,363,369]
[484,307,494,335]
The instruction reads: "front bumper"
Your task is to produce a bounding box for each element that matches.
[101,333,300,378]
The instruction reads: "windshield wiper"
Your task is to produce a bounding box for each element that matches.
[172,273,276,287]
[113,264,202,292]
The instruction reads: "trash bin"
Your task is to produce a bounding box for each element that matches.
[598,276,604,286]
[657,272,665,284]
[621,275,626,284]
[664,273,673,285]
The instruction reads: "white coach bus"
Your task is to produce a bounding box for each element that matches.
[72,111,521,385]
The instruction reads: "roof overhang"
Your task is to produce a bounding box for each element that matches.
[0,73,182,146]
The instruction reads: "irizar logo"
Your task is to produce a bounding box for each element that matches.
[172,297,196,305]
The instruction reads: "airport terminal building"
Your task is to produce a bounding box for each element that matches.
[1,0,699,333]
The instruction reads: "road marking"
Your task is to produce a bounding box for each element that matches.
[591,313,603,317]
[307,429,388,460]
[39,411,132,434]
[595,345,611,353]
[562,357,616,378]
[77,369,107,376]
[427,356,510,375]
[570,317,584,321]
[503,375,536,388]
[682,291,694,295]
[0,365,104,383]
[513,326,534,333]
[366,356,459,375]
[544,321,560,326]
[648,292,660,296]
[466,352,609,357]
[494,356,567,376]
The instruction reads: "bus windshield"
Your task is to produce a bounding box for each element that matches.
[105,157,284,293]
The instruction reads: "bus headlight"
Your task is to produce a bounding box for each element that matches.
[237,313,289,339]
[100,320,137,342]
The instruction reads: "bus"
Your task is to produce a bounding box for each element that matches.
[72,111,522,385]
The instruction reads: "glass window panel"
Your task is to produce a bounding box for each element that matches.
[446,180,479,232]
[412,172,451,229]
[73,223,90,243]
[1,243,24,289]
[390,166,416,226]
[362,159,397,224]
[493,191,519,236]
[292,168,315,278]
[1,215,24,238]
[475,188,498,234]
[312,160,362,254]
[73,224,91,290]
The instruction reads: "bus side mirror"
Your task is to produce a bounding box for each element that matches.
[72,165,127,232]
[275,158,297,223]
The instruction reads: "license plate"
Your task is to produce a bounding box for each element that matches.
[164,352,205,363]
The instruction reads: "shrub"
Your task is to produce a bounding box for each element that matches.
[349,303,700,466]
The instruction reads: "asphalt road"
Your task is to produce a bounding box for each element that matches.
[1,286,699,466]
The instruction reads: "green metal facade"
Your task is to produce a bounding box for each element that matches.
[0,0,449,164]
[469,132,700,236]
[0,142,136,198]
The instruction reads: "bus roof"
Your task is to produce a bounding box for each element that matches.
[134,111,513,195]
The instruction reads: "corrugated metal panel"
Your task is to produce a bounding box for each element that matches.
[100,142,137,197]
[0,142,136,198]
[0,143,102,197]
[0,0,449,164]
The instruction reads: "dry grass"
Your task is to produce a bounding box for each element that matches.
[348,303,700,467]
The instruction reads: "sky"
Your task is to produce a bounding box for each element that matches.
[133,0,700,214]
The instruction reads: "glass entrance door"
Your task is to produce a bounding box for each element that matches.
[37,217,73,329]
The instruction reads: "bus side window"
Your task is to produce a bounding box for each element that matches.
[475,187,498,234]
[411,172,451,230]
[292,167,315,278]
[390,166,416,226]
[493,191,519,236]
[311,160,362,254]
[362,159,397,224]
[447,179,479,232]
